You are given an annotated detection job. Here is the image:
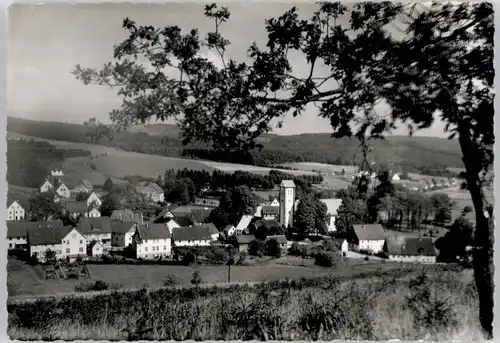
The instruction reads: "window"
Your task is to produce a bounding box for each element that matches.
[80,240,83,244]
[79,247,83,252]
[72,233,76,238]
[9,243,12,249]
[164,246,166,250]
[145,247,148,252]
[67,240,70,245]
[66,248,70,254]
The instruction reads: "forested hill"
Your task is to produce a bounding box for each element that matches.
[7,117,463,173]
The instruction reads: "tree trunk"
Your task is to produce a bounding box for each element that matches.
[458,127,494,340]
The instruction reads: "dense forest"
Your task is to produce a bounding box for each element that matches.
[7,117,464,175]
[7,139,90,188]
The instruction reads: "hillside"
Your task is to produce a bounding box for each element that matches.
[7,117,464,174]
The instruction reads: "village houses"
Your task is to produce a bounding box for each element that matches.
[64,200,101,219]
[172,224,217,247]
[7,220,64,250]
[74,179,94,194]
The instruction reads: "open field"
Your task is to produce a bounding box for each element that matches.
[282,162,358,174]
[9,256,418,299]
[7,131,319,178]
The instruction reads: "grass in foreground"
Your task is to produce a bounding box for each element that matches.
[8,266,482,341]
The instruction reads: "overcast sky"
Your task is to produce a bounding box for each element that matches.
[7,3,446,137]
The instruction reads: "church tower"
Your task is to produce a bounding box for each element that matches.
[279,180,296,228]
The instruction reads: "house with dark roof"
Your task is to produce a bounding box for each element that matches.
[132,223,172,259]
[77,217,112,249]
[74,179,94,194]
[111,221,138,248]
[110,209,144,224]
[234,234,256,253]
[136,182,164,203]
[349,224,386,254]
[7,196,28,221]
[319,198,343,232]
[27,225,87,262]
[7,220,63,250]
[172,224,216,247]
[262,206,279,220]
[385,237,437,263]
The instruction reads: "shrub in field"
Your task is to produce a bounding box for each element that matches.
[74,280,110,292]
[288,242,307,256]
[237,251,248,264]
[321,239,337,252]
[163,274,179,287]
[190,270,203,286]
[314,251,340,267]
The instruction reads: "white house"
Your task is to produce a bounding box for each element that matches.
[350,224,386,254]
[27,225,87,262]
[55,182,71,199]
[40,180,54,193]
[334,238,349,254]
[385,237,437,263]
[88,207,101,218]
[111,221,138,248]
[60,227,88,261]
[7,200,26,221]
[392,173,400,182]
[172,224,215,247]
[85,191,102,207]
[132,223,172,259]
[87,240,104,258]
[319,198,343,232]
[50,170,64,177]
[224,224,236,236]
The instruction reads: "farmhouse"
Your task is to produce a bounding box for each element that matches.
[136,182,164,203]
[385,237,437,263]
[172,225,214,247]
[7,220,64,250]
[64,200,100,219]
[7,198,27,221]
[261,205,279,220]
[234,235,256,253]
[111,221,138,248]
[77,217,112,249]
[110,209,144,224]
[319,198,343,232]
[132,223,172,259]
[27,225,86,262]
[74,179,94,194]
[349,224,386,254]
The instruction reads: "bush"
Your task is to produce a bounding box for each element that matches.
[237,251,248,265]
[288,242,307,256]
[321,239,337,252]
[163,274,179,287]
[266,239,282,257]
[190,270,203,286]
[248,240,266,257]
[314,251,340,267]
[375,252,388,259]
[75,280,110,292]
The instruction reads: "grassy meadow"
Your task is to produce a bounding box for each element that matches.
[8,263,481,341]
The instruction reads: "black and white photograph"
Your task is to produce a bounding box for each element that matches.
[6,1,494,341]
